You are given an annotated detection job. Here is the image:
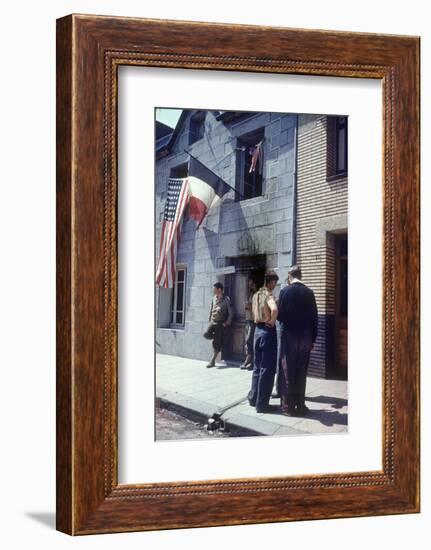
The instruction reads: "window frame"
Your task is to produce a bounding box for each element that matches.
[170,264,187,329]
[335,116,348,176]
[235,128,265,202]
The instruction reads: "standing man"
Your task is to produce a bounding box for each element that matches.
[247,271,279,413]
[240,274,258,370]
[203,282,233,368]
[277,265,318,416]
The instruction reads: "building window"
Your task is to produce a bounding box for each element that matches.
[327,116,348,180]
[189,111,206,145]
[157,266,187,329]
[335,116,348,175]
[170,266,187,327]
[236,128,264,201]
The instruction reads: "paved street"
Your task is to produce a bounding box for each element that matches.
[156,408,231,440]
[156,353,348,440]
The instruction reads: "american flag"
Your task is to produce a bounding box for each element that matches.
[155,178,190,288]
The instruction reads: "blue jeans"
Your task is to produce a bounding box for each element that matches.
[247,324,277,409]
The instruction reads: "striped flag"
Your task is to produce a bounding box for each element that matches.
[155,178,190,288]
[249,141,263,174]
[187,156,232,228]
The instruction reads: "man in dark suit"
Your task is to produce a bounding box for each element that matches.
[277,265,318,416]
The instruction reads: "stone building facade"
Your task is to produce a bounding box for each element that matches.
[155,109,347,379]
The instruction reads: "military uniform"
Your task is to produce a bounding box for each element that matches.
[203,295,233,365]
[247,287,278,411]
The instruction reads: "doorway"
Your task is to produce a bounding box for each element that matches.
[222,255,266,362]
[334,235,348,379]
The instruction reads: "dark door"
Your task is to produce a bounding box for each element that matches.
[224,271,249,361]
[222,255,266,362]
[334,235,348,379]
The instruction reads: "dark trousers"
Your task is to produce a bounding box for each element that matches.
[279,327,312,411]
[248,324,277,409]
[244,320,255,357]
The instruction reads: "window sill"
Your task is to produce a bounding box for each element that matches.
[327,172,347,183]
[233,195,269,206]
[157,326,185,332]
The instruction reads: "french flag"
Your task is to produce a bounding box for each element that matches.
[186,156,232,228]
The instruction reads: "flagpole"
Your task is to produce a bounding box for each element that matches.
[184,150,244,199]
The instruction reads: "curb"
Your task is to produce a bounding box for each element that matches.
[156,389,307,437]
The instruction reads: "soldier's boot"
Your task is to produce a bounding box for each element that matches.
[206,351,218,368]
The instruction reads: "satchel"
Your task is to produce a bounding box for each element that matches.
[203,324,216,340]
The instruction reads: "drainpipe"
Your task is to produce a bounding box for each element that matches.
[291,114,299,266]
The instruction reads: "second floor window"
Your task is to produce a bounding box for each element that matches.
[236,128,264,201]
[327,115,348,180]
[335,116,348,175]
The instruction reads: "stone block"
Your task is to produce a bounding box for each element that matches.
[231,113,268,137]
[269,160,279,177]
[281,114,297,130]
[189,286,204,307]
[264,177,278,195]
[266,253,278,269]
[266,147,279,161]
[241,202,263,218]
[278,173,295,190]
[275,220,292,237]
[271,134,281,149]
[224,141,234,156]
[273,195,293,211]
[270,119,281,135]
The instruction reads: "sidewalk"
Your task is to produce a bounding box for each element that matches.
[156,354,348,438]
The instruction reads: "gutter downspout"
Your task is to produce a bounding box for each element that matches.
[291,114,299,266]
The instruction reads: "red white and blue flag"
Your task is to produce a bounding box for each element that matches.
[187,155,232,228]
[156,156,232,288]
[155,178,190,288]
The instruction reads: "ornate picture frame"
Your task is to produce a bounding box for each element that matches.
[56,14,420,534]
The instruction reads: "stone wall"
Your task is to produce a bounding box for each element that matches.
[155,110,297,360]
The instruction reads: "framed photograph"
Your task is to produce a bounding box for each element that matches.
[56,14,420,535]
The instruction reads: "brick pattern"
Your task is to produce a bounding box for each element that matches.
[296,115,348,378]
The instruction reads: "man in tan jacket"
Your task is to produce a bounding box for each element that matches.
[247,271,279,413]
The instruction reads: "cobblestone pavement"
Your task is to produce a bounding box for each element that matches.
[156,353,348,440]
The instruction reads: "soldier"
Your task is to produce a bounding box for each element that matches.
[277,265,318,416]
[203,282,233,368]
[247,271,279,413]
[240,274,258,370]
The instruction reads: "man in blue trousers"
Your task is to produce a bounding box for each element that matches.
[277,265,318,416]
[247,271,279,413]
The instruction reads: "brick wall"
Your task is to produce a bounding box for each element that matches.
[296,115,348,378]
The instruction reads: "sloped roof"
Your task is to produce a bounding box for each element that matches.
[156,110,189,159]
[156,120,174,140]
[155,109,256,159]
